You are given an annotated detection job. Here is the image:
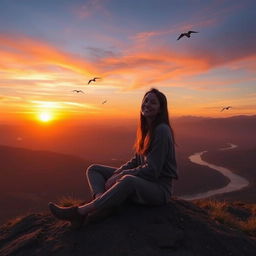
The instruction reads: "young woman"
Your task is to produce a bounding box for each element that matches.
[49,88,178,228]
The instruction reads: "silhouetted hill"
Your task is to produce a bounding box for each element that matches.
[0,145,91,194]
[0,145,92,225]
[0,199,255,256]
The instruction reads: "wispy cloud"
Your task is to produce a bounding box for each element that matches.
[0,34,99,77]
[86,47,118,59]
[131,0,240,44]
[72,0,110,19]
[132,16,217,43]
[98,48,232,90]
[0,95,22,102]
[1,32,255,94]
[30,100,100,110]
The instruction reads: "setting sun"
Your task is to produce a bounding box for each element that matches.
[38,112,53,122]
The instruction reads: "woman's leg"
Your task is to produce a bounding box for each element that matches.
[78,174,166,215]
[86,164,116,199]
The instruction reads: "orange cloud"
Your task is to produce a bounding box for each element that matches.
[99,49,212,89]
[97,38,256,90]
[0,35,99,77]
[1,33,254,94]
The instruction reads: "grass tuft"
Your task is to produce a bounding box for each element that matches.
[195,199,256,237]
[238,218,256,236]
[6,216,24,228]
[57,196,84,207]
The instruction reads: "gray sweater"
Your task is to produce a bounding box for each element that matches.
[115,123,177,196]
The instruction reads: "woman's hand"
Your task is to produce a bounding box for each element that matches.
[105,173,123,190]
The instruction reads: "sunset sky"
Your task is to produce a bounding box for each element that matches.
[0,0,255,124]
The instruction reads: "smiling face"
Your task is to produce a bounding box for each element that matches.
[141,92,160,119]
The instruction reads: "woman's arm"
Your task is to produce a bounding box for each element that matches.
[105,172,124,190]
[113,154,139,174]
[105,154,140,190]
[120,125,172,181]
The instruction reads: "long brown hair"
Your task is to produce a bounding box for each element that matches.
[134,88,175,155]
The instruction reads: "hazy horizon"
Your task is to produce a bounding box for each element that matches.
[0,115,255,162]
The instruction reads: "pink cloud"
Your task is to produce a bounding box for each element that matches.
[0,34,99,77]
[98,49,210,88]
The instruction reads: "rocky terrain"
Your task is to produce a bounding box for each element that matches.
[0,199,255,256]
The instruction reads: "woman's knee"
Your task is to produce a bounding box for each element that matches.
[85,164,100,177]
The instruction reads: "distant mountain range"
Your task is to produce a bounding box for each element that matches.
[173,115,256,148]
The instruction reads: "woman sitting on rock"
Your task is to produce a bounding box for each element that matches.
[49,88,178,228]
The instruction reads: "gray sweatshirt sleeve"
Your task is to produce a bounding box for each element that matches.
[113,154,139,174]
[121,125,171,181]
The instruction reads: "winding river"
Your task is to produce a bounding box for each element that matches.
[180,143,249,201]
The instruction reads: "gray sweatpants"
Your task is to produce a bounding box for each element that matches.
[86,164,167,211]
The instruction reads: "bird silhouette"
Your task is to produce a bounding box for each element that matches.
[88,77,101,85]
[220,106,232,112]
[102,100,107,104]
[72,90,85,94]
[177,31,198,40]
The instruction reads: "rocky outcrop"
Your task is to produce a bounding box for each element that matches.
[0,199,256,256]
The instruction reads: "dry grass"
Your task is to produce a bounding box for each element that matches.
[195,199,256,237]
[1,196,85,228]
[239,218,256,236]
[5,216,24,228]
[3,208,35,229]
[56,196,84,207]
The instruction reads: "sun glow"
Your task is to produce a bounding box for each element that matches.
[38,112,53,122]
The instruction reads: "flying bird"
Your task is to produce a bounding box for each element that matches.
[102,100,107,104]
[177,31,198,40]
[72,90,84,94]
[220,106,232,112]
[88,77,101,85]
